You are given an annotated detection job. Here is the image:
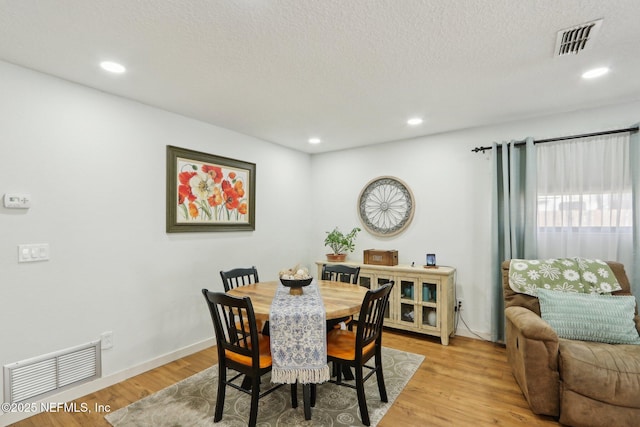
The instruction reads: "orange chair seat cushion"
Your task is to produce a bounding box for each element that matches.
[225,333,272,369]
[326,329,375,361]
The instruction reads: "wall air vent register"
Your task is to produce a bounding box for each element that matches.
[3,341,101,404]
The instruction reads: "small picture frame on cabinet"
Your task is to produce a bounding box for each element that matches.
[425,253,437,268]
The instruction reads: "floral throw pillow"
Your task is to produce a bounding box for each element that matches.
[508,258,622,297]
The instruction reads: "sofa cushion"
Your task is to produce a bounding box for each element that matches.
[559,339,640,408]
[538,288,640,345]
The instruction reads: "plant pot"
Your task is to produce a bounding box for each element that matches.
[326,253,347,262]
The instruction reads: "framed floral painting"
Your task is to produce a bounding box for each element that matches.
[166,145,256,232]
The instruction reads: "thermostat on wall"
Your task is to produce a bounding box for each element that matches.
[3,193,31,209]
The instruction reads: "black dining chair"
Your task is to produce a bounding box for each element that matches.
[321,263,361,284]
[322,264,362,379]
[220,266,260,292]
[321,264,361,330]
[220,266,268,334]
[326,281,394,426]
[202,289,295,427]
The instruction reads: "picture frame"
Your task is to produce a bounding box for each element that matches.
[166,145,256,232]
[426,253,437,267]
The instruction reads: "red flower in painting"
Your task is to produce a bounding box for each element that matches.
[178,172,197,204]
[228,171,236,179]
[222,179,240,210]
[179,171,196,185]
[225,195,239,210]
[178,185,196,204]
[202,165,223,184]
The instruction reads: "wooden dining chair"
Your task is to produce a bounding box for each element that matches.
[326,281,394,426]
[321,263,361,284]
[202,289,293,427]
[322,264,361,330]
[220,266,268,334]
[322,264,362,379]
[220,266,260,292]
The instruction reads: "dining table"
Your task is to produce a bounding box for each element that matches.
[226,279,369,321]
[227,279,368,420]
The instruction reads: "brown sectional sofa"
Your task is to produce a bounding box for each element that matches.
[501,260,640,426]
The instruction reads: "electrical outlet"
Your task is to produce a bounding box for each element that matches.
[101,331,113,350]
[456,298,463,312]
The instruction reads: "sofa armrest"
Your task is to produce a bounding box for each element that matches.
[505,306,560,416]
[506,306,559,342]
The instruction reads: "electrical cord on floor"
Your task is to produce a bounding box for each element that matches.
[454,303,459,333]
[454,305,490,342]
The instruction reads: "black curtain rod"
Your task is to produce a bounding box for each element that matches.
[471,126,639,153]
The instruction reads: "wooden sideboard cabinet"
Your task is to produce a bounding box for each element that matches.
[316,261,456,345]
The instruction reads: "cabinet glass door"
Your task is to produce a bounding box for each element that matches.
[421,282,437,303]
[422,307,438,328]
[358,274,372,289]
[400,302,416,324]
[399,279,416,301]
[419,281,439,329]
[377,276,394,319]
[397,277,418,326]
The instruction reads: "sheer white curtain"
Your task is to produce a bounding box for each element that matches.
[536,133,632,268]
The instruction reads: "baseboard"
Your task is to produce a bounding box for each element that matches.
[0,337,215,427]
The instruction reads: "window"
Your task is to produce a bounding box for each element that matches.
[535,132,632,264]
[537,192,633,229]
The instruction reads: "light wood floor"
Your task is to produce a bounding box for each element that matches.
[9,330,560,426]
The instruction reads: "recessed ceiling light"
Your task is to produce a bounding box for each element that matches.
[100,61,126,74]
[582,67,609,79]
[308,138,321,144]
[407,117,423,126]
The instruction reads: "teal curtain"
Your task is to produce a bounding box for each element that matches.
[631,126,640,302]
[490,138,537,342]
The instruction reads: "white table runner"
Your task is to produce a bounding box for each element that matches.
[269,280,330,384]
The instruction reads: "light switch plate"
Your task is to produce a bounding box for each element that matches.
[4,193,31,208]
[18,243,49,262]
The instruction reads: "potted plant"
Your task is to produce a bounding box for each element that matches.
[324,226,361,262]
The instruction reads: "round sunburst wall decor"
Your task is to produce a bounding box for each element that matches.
[358,176,415,237]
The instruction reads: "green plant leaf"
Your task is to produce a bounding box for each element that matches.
[324,226,361,254]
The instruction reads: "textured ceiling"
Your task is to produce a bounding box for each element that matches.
[1,1,640,153]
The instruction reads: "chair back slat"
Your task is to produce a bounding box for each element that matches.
[202,290,259,364]
[321,264,361,284]
[356,282,394,351]
[220,266,260,292]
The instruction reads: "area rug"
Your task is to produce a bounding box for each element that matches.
[105,347,423,426]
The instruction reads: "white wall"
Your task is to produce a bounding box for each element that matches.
[0,60,312,417]
[311,100,640,338]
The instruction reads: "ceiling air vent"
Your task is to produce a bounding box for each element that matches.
[555,19,603,56]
